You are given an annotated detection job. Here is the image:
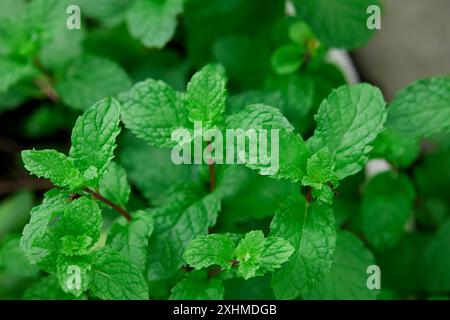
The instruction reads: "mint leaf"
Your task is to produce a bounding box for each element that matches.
[99,162,131,208]
[23,275,78,300]
[107,210,154,271]
[235,230,265,280]
[303,231,379,300]
[55,197,102,256]
[120,79,190,147]
[362,172,415,251]
[56,55,132,111]
[271,44,304,75]
[259,236,295,273]
[0,59,35,92]
[293,0,380,49]
[226,104,309,181]
[91,248,149,300]
[270,195,336,299]
[169,270,224,300]
[386,77,450,137]
[186,64,227,127]
[146,191,220,280]
[0,235,39,278]
[308,84,387,180]
[127,0,183,49]
[422,220,450,292]
[21,189,69,263]
[184,234,235,270]
[56,255,92,297]
[22,149,84,190]
[70,97,121,186]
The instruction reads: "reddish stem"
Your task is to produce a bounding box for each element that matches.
[83,187,131,221]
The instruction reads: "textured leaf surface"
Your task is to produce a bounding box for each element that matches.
[91,248,149,300]
[259,236,295,273]
[270,195,336,299]
[387,77,450,137]
[186,64,227,126]
[120,79,190,147]
[293,0,380,49]
[308,84,387,180]
[99,162,131,208]
[127,0,183,48]
[303,231,378,300]
[362,172,415,251]
[23,275,77,300]
[170,270,224,300]
[235,231,265,279]
[107,210,154,271]
[56,55,131,110]
[22,150,84,190]
[184,234,235,270]
[70,97,121,184]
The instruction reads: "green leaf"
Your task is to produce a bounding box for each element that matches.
[22,149,84,190]
[120,79,190,147]
[184,234,235,270]
[21,189,69,263]
[271,44,304,75]
[23,275,78,300]
[70,97,121,186]
[74,0,132,24]
[99,162,131,208]
[371,128,420,168]
[259,236,295,273]
[146,191,221,280]
[303,231,379,300]
[186,64,227,127]
[55,197,102,256]
[0,191,33,239]
[293,0,380,49]
[270,194,336,299]
[0,59,35,92]
[170,270,224,300]
[127,0,183,49]
[91,248,149,300]
[422,220,450,292]
[235,230,265,279]
[56,55,132,111]
[0,235,39,278]
[362,172,415,251]
[56,255,92,297]
[107,210,154,271]
[308,84,387,180]
[386,77,450,137]
[226,104,309,181]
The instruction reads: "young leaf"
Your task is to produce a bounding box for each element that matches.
[270,194,336,299]
[70,97,121,185]
[99,162,131,209]
[107,210,154,271]
[127,0,184,49]
[259,236,295,273]
[386,77,450,137]
[55,197,102,256]
[56,55,132,111]
[186,64,227,127]
[292,0,380,49]
[235,230,265,280]
[120,79,190,147]
[271,44,304,75]
[21,189,69,263]
[183,234,236,270]
[362,172,415,251]
[146,191,220,280]
[22,149,84,190]
[90,248,149,300]
[307,84,387,180]
[303,231,379,300]
[169,270,224,300]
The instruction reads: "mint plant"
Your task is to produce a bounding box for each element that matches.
[0,0,449,301]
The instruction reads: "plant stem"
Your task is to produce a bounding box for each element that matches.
[208,260,239,278]
[83,187,132,221]
[33,58,59,103]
